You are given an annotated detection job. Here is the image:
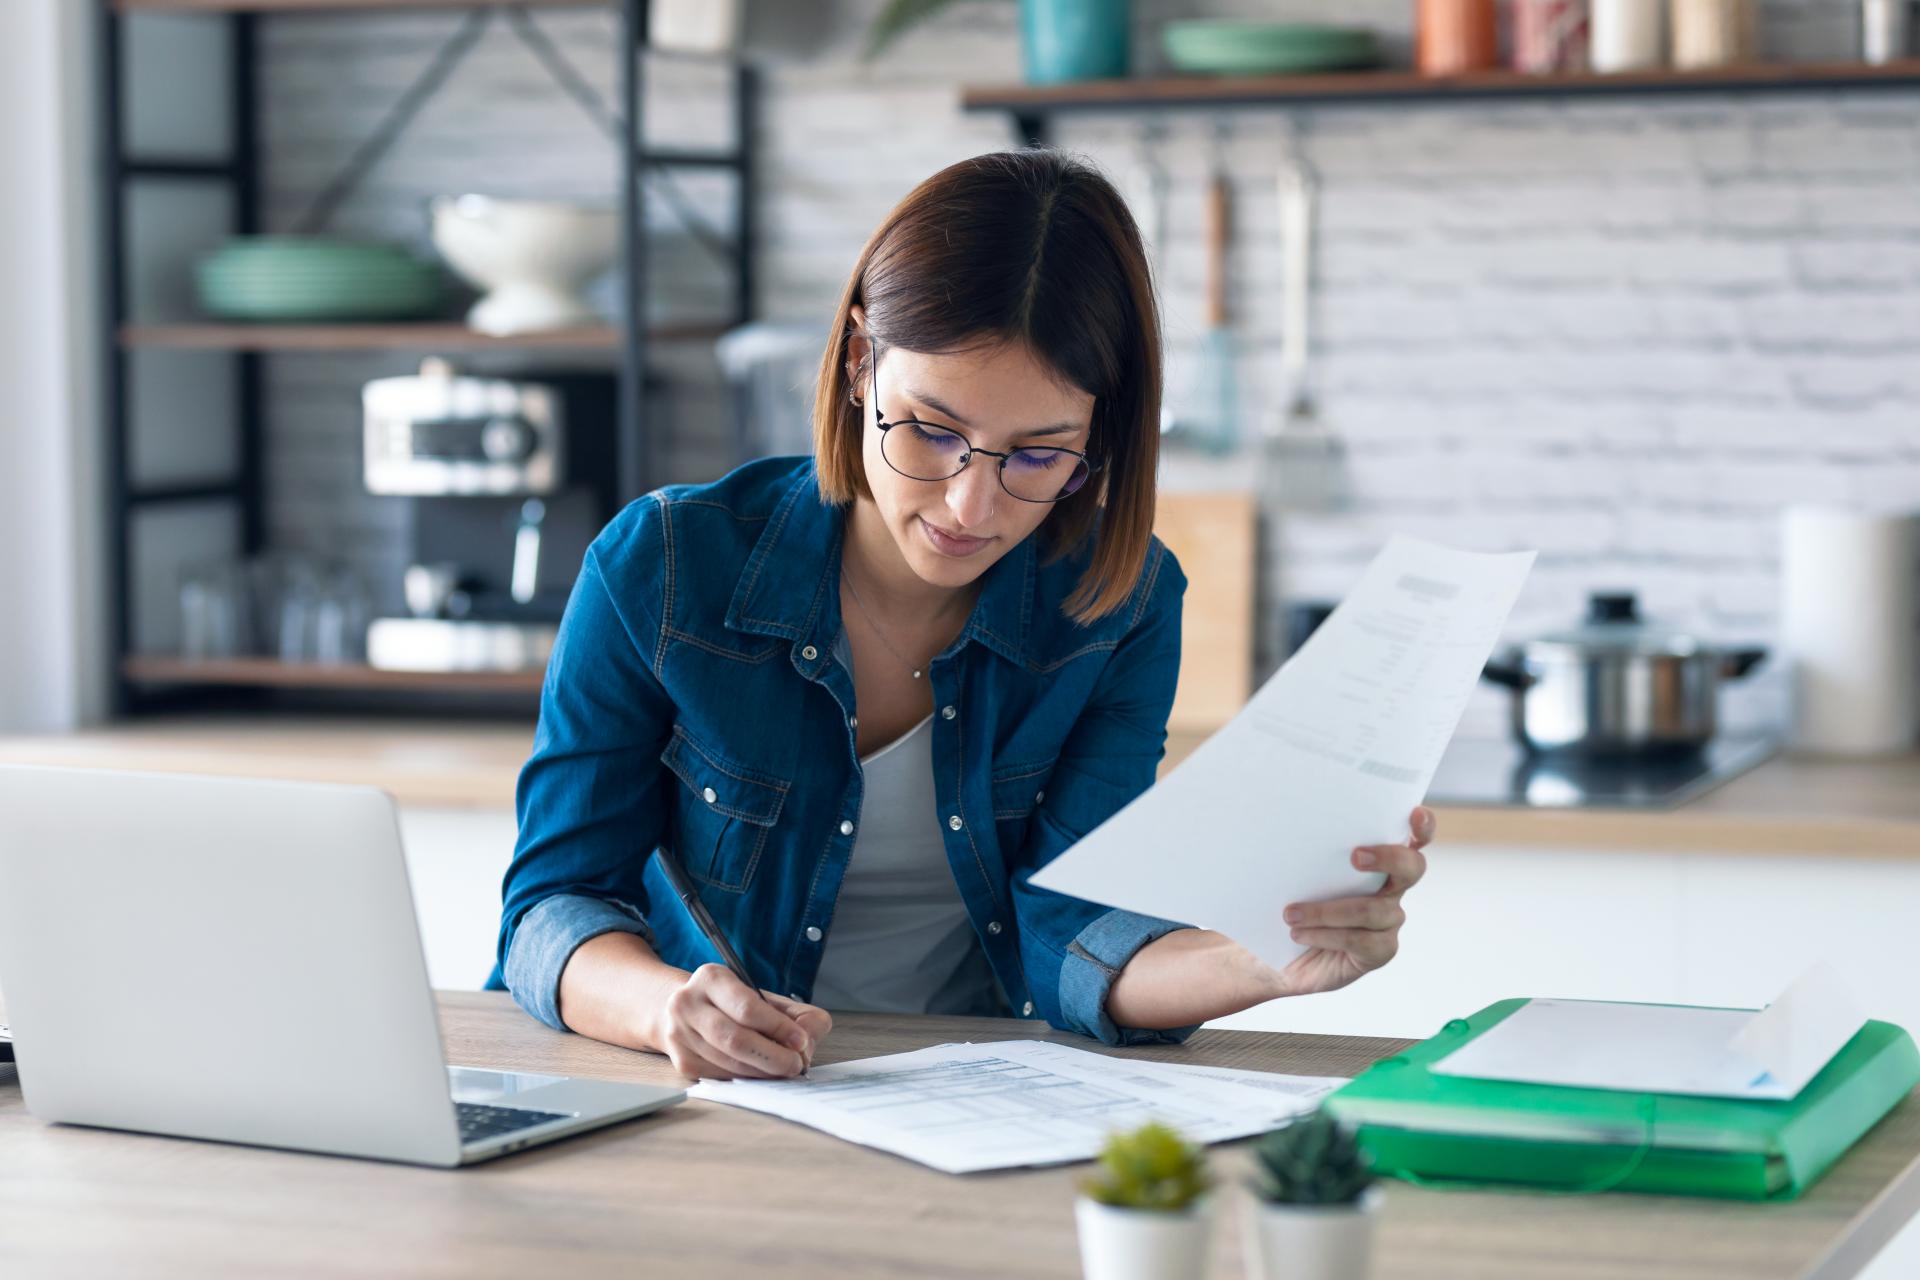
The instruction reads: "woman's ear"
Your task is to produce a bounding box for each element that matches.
[845,303,870,389]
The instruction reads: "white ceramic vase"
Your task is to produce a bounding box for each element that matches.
[1243,1186,1384,1280]
[1074,1196,1213,1280]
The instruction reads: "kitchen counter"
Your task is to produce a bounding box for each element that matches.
[0,716,531,811]
[1163,730,1920,859]
[0,717,1915,857]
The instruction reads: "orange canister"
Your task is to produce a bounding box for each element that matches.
[1417,0,1501,74]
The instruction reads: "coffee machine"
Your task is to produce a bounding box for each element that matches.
[362,359,617,673]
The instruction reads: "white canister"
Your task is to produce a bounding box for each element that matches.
[1243,1187,1384,1280]
[1863,0,1912,64]
[649,0,745,54]
[1074,1197,1213,1280]
[1670,0,1756,68]
[1781,506,1920,757]
[1592,0,1667,70]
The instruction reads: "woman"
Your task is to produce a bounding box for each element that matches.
[495,150,1433,1081]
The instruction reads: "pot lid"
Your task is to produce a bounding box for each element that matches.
[1519,593,1706,658]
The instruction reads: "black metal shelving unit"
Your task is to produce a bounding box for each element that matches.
[99,0,756,716]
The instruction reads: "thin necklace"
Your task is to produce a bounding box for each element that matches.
[841,571,926,680]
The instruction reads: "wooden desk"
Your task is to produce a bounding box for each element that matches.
[2,993,1917,1278]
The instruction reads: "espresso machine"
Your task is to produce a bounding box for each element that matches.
[362,359,617,673]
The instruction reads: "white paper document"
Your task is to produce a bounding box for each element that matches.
[1430,965,1870,1100]
[1029,535,1535,969]
[688,1040,1338,1174]
[1142,1061,1348,1101]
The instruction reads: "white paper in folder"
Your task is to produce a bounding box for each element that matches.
[1029,536,1535,970]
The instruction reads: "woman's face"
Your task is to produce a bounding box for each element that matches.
[853,334,1097,593]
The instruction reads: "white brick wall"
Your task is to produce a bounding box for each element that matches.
[251,1,1919,733]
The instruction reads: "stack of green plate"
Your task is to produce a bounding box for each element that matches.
[1162,21,1380,75]
[195,237,444,322]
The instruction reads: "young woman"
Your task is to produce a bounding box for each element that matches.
[494,150,1434,1081]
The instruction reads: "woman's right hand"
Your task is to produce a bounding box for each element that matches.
[652,963,832,1080]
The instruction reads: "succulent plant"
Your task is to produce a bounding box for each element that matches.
[1249,1111,1376,1206]
[1079,1122,1214,1212]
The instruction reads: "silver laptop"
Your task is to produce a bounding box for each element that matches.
[0,765,682,1166]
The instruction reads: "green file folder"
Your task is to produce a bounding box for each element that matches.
[1323,999,1920,1200]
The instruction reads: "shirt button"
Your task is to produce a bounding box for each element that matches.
[1021,1001,1035,1017]
[839,820,855,836]
[987,921,1003,935]
[1036,790,1045,804]
[702,787,717,804]
[948,815,964,831]
[848,715,858,730]
[805,926,823,942]
[941,705,956,720]
[801,644,818,660]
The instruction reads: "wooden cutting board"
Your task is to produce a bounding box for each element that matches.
[1153,490,1256,734]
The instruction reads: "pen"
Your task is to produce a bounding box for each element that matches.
[653,847,755,988]
[654,848,810,1077]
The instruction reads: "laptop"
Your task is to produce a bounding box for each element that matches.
[0,765,682,1166]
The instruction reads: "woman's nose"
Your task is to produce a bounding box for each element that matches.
[945,458,999,530]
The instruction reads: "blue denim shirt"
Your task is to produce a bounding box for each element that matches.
[492,456,1197,1046]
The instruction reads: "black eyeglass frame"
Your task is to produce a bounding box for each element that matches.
[867,364,1101,505]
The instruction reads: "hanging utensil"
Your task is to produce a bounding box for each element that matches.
[1127,124,1184,441]
[1187,122,1239,456]
[1263,145,1345,511]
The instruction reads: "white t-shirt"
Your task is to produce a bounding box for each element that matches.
[809,713,997,1015]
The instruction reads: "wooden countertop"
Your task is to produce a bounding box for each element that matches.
[0,715,532,811]
[0,717,1916,856]
[2,991,1916,1279]
[1164,730,1920,860]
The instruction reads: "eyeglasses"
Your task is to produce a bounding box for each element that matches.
[869,366,1097,504]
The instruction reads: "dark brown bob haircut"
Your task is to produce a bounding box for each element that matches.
[812,149,1162,625]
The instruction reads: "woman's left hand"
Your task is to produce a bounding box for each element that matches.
[1271,806,1435,998]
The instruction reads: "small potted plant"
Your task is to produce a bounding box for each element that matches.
[1075,1121,1215,1280]
[1244,1111,1383,1280]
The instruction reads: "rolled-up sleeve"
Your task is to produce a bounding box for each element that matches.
[496,498,678,1031]
[1058,908,1201,1046]
[504,894,655,1031]
[1010,542,1199,1046]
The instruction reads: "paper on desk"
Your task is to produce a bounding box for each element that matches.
[1029,535,1536,969]
[1430,965,1870,1100]
[1140,1060,1349,1100]
[688,1040,1323,1174]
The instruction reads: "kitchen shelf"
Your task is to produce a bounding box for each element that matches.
[118,321,728,352]
[123,656,545,694]
[964,58,1920,140]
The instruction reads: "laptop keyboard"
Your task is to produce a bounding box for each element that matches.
[456,1102,570,1145]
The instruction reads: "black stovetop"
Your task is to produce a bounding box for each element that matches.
[1425,735,1779,811]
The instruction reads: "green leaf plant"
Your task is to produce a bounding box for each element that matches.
[1079,1122,1215,1213]
[1248,1111,1377,1207]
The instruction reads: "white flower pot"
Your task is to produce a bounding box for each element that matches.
[1243,1186,1384,1280]
[1074,1195,1213,1280]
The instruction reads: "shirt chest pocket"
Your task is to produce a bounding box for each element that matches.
[661,727,791,893]
[990,759,1054,853]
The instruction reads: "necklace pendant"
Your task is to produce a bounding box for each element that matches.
[912,669,923,680]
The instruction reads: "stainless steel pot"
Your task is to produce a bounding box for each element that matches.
[1481,593,1766,756]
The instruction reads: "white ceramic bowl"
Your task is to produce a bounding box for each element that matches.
[429,195,620,335]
